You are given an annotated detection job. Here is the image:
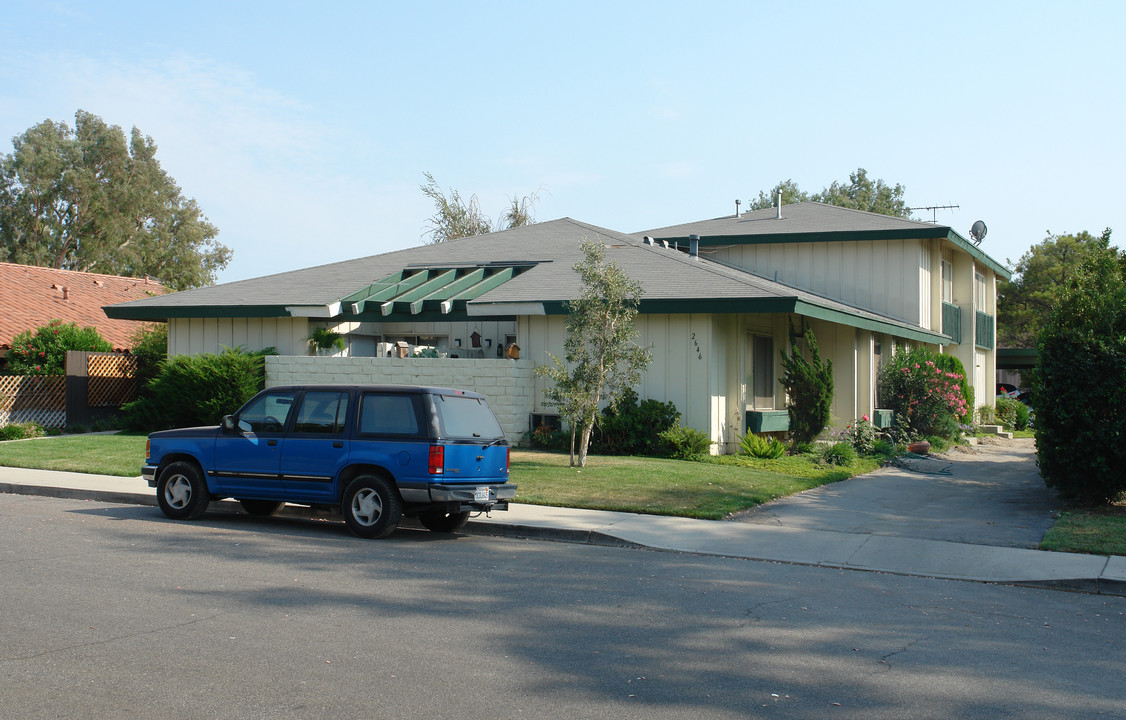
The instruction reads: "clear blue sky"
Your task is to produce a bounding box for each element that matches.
[2,1,1122,284]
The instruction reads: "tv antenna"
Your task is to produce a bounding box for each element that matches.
[969,220,988,245]
[908,204,959,223]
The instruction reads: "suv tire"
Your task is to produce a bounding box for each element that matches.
[342,475,402,538]
[157,461,211,520]
[419,509,470,533]
[238,499,285,516]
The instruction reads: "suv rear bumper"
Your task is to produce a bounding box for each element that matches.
[400,481,516,507]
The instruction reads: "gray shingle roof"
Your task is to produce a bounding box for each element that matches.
[638,200,945,238]
[636,201,1010,278]
[105,216,949,343]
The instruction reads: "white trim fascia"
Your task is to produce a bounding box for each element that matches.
[467,302,546,316]
[285,301,342,318]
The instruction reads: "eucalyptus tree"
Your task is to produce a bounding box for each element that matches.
[0,110,230,289]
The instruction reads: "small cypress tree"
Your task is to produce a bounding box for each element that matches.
[779,327,834,449]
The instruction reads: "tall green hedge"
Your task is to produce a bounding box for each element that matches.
[1034,253,1126,504]
[123,347,269,431]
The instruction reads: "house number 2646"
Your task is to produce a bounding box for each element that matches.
[690,333,702,360]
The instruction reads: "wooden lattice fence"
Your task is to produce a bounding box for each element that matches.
[0,352,140,429]
[0,375,66,428]
[87,353,138,407]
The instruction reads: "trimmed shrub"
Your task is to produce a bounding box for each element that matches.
[780,328,834,449]
[129,324,168,387]
[658,426,713,459]
[1034,252,1126,504]
[820,441,857,466]
[592,388,680,456]
[0,422,45,441]
[6,320,112,375]
[994,397,1030,431]
[738,431,786,459]
[122,347,270,431]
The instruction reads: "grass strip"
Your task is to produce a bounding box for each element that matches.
[1041,504,1126,556]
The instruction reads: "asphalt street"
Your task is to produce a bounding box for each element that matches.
[1,493,1123,720]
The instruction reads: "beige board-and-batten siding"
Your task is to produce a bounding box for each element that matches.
[168,317,310,356]
[264,355,536,445]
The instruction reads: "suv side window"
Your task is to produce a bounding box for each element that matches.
[237,391,297,433]
[357,393,424,437]
[293,391,349,435]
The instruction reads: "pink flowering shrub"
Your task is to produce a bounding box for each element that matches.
[878,347,966,440]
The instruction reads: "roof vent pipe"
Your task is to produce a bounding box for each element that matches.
[689,234,699,259]
[776,191,782,219]
[735,198,741,218]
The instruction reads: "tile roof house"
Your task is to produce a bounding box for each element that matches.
[105,203,1009,450]
[0,262,167,357]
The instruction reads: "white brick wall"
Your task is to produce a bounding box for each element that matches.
[264,356,537,443]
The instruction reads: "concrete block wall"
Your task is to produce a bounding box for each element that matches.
[265,356,537,443]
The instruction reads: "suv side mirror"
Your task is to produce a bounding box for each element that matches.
[221,415,237,433]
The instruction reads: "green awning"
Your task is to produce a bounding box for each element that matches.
[342,265,531,318]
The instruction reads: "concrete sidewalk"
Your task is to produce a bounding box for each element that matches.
[1,465,1123,596]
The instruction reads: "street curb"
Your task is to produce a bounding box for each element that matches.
[2,482,1120,596]
[463,520,647,549]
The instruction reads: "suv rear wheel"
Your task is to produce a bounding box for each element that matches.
[342,475,402,538]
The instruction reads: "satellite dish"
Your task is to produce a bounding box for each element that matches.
[969,220,988,244]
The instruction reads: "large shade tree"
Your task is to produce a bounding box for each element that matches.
[749,168,912,218]
[997,228,1118,347]
[0,110,230,290]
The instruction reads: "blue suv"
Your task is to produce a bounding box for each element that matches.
[142,385,515,538]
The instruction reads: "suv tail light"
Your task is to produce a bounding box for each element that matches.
[428,445,444,475]
[506,447,510,472]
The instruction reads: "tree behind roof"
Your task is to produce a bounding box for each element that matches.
[749,168,911,218]
[0,110,231,290]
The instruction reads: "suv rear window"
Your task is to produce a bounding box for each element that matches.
[434,394,504,440]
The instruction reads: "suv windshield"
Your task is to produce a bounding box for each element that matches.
[434,394,504,440]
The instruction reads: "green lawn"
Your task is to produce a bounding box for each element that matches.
[511,450,879,519]
[0,433,148,476]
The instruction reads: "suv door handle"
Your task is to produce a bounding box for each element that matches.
[333,441,343,448]
[268,439,277,447]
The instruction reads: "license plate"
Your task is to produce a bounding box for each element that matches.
[474,487,491,502]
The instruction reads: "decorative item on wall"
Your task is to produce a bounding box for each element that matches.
[470,331,482,348]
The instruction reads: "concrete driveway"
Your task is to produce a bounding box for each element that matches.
[732,439,1062,549]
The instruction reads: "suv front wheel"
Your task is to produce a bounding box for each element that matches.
[157,461,211,520]
[342,475,402,538]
